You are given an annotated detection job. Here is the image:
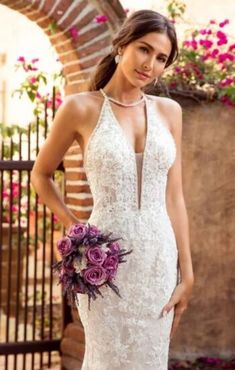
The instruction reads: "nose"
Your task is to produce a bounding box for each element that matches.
[143,57,155,71]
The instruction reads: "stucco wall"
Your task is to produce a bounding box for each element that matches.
[169,99,235,358]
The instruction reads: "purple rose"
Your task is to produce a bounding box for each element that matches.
[68,223,87,239]
[85,246,107,265]
[82,265,107,285]
[89,224,101,237]
[109,241,121,254]
[58,236,73,256]
[103,255,119,279]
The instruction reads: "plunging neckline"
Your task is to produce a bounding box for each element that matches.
[99,88,149,211]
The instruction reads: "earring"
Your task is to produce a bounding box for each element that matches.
[154,78,158,86]
[114,54,121,64]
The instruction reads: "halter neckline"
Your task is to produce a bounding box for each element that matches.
[99,88,146,107]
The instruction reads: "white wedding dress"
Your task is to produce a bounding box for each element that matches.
[76,88,180,370]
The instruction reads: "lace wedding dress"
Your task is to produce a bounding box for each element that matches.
[76,88,180,370]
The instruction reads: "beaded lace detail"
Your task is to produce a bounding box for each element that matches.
[77,89,180,370]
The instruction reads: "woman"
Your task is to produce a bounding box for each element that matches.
[31,9,194,370]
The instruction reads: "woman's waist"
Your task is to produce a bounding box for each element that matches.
[86,206,173,241]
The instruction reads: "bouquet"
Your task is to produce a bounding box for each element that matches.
[53,222,133,310]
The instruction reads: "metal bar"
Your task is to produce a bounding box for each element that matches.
[14,133,23,370]
[5,138,14,370]
[31,115,40,370]
[0,160,64,171]
[0,339,61,355]
[23,124,31,370]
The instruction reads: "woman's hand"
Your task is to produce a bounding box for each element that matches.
[161,280,194,340]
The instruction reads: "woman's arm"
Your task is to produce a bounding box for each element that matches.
[31,95,82,229]
[153,99,194,336]
[164,99,194,285]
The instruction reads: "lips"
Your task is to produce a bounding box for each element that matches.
[135,69,150,78]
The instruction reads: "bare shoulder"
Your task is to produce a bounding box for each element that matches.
[57,91,103,132]
[146,94,182,132]
[61,90,102,116]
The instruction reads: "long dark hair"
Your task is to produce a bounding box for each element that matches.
[88,9,178,91]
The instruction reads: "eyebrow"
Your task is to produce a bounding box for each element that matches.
[138,41,169,58]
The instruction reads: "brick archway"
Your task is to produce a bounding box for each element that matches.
[1,0,125,95]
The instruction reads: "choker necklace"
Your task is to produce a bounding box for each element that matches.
[100,88,145,107]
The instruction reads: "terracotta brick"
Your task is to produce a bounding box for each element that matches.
[66,184,91,194]
[66,70,91,83]
[42,0,56,14]
[25,9,44,22]
[65,81,90,95]
[61,337,85,360]
[74,9,98,31]
[36,17,52,29]
[77,35,111,58]
[54,40,74,54]
[50,0,75,22]
[65,196,93,207]
[63,159,83,168]
[59,0,90,30]
[61,354,82,370]
[74,22,107,46]
[64,144,81,155]
[64,322,85,342]
[70,209,91,220]
[5,0,29,11]
[63,52,103,75]
[65,171,87,181]
[59,50,79,65]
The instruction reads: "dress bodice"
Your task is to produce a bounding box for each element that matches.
[83,88,177,240]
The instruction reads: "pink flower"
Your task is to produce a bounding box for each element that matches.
[199,39,213,49]
[85,246,107,265]
[199,29,211,35]
[219,19,229,28]
[219,77,234,87]
[209,19,216,24]
[30,77,37,84]
[218,53,234,63]
[17,56,25,63]
[31,58,39,63]
[169,81,177,89]
[82,265,107,285]
[228,44,235,52]
[69,26,79,41]
[216,30,228,45]
[94,15,108,23]
[183,39,198,50]
[220,95,235,107]
[12,205,18,213]
[217,38,228,46]
[211,49,219,58]
[174,66,181,73]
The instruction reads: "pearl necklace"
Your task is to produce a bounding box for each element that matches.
[100,88,145,107]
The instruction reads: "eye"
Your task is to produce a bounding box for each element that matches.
[157,56,167,63]
[139,46,149,53]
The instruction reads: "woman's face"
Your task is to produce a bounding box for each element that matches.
[118,32,172,87]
